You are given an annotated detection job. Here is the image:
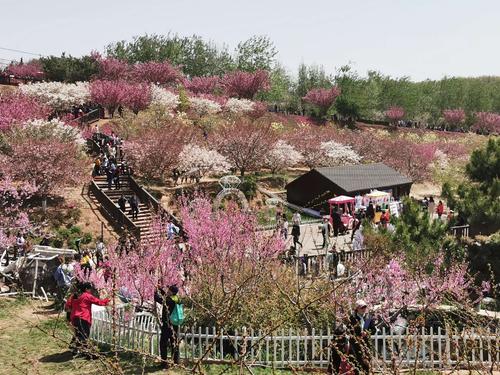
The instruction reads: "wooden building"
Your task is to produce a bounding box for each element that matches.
[286,163,412,209]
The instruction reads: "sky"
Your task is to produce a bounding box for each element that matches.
[1,0,499,81]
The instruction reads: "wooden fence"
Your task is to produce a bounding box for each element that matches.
[90,309,499,370]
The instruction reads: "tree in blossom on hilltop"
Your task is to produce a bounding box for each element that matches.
[222,70,270,99]
[443,108,465,131]
[302,86,341,118]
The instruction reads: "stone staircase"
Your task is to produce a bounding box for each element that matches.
[91,175,156,242]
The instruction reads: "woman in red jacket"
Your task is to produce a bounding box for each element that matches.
[65,282,110,357]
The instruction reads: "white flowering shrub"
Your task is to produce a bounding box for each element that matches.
[319,141,361,165]
[178,144,231,176]
[189,97,221,116]
[21,119,85,145]
[265,140,303,173]
[150,84,179,112]
[224,98,254,114]
[19,82,90,111]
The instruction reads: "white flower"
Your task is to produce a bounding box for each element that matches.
[189,97,221,116]
[265,140,303,173]
[22,118,85,145]
[178,144,231,176]
[19,82,90,111]
[319,141,361,166]
[224,98,254,114]
[150,84,179,112]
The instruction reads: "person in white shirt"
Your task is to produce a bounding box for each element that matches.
[292,212,301,226]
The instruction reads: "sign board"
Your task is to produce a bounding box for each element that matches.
[389,202,400,218]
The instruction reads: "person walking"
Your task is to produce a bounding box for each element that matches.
[65,282,110,358]
[118,194,127,212]
[321,217,331,249]
[347,300,377,375]
[281,214,289,240]
[154,285,181,368]
[129,195,139,220]
[291,223,302,251]
[53,256,72,310]
[436,200,444,219]
[331,207,342,237]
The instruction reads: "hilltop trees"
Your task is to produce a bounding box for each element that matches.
[302,86,341,118]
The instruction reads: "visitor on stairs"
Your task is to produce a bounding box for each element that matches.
[118,194,127,212]
[129,195,139,220]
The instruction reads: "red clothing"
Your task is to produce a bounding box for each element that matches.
[437,203,444,215]
[65,291,109,325]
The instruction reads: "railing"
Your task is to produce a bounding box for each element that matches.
[78,108,101,126]
[287,249,372,277]
[90,309,499,370]
[128,176,182,229]
[257,218,322,231]
[450,225,470,238]
[89,180,140,238]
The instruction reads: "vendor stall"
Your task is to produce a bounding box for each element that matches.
[365,190,391,206]
[328,195,356,229]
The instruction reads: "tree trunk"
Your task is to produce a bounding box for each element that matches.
[42,197,47,212]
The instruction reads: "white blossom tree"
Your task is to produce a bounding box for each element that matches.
[19,82,90,111]
[15,118,85,145]
[150,84,180,112]
[189,97,222,117]
[320,141,362,166]
[178,144,231,176]
[224,98,254,114]
[265,140,303,174]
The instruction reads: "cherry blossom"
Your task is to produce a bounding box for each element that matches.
[18,118,85,145]
[224,98,255,114]
[150,84,180,112]
[320,140,362,166]
[5,60,45,80]
[186,76,221,94]
[96,57,130,80]
[19,81,90,111]
[131,61,183,86]
[0,93,50,131]
[385,106,405,124]
[121,82,152,114]
[222,70,270,99]
[302,86,341,116]
[442,108,466,130]
[471,111,500,135]
[89,80,125,117]
[178,144,231,176]
[189,96,221,116]
[265,140,303,174]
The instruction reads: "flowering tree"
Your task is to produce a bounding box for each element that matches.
[178,144,231,176]
[15,118,85,145]
[124,125,192,181]
[150,84,179,112]
[0,93,50,131]
[249,101,268,119]
[96,57,130,80]
[5,137,87,208]
[90,80,126,117]
[442,108,465,130]
[302,86,341,117]
[265,140,303,174]
[189,96,221,117]
[0,176,36,250]
[121,83,152,114]
[471,111,500,135]
[385,106,405,125]
[224,98,254,114]
[5,60,44,80]
[214,120,277,176]
[320,141,362,166]
[222,70,270,99]
[186,76,221,94]
[131,61,183,86]
[19,81,90,111]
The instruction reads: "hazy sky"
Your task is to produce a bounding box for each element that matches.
[1,0,499,81]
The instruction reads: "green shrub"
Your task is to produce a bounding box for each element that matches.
[240,175,257,200]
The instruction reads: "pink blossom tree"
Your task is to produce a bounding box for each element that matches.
[302,86,341,118]
[123,125,193,181]
[0,93,50,131]
[121,82,152,114]
[95,57,130,80]
[5,60,45,80]
[443,108,466,130]
[471,111,500,135]
[131,61,183,86]
[5,137,88,209]
[89,80,126,117]
[222,70,270,99]
[213,119,277,176]
[385,106,405,125]
[186,76,221,94]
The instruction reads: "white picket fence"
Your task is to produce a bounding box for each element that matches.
[90,309,499,370]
